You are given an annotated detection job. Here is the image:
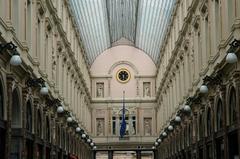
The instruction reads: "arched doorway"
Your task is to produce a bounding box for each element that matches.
[0,79,5,158]
[10,88,22,159]
[228,88,239,159]
[26,100,33,159]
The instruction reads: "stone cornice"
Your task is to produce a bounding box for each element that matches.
[91,98,156,104]
[156,0,200,101]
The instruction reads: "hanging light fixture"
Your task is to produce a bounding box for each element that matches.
[154,142,159,146]
[26,77,48,95]
[184,104,191,112]
[226,39,240,63]
[175,116,181,122]
[157,138,162,143]
[40,85,48,95]
[67,117,73,123]
[168,125,174,131]
[10,53,22,66]
[93,146,97,149]
[57,106,64,113]
[152,146,156,149]
[200,84,208,94]
[76,127,81,132]
[90,142,94,147]
[226,52,238,63]
[87,139,91,143]
[82,133,86,138]
[162,132,167,137]
[0,41,22,66]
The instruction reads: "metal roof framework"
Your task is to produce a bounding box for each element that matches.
[70,0,175,65]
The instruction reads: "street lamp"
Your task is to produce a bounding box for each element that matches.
[0,41,22,66]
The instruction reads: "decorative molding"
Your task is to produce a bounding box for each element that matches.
[108,61,139,75]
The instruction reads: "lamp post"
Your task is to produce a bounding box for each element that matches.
[0,41,22,66]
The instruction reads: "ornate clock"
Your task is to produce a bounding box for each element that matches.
[116,68,131,83]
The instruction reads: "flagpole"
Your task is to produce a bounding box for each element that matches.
[120,91,126,138]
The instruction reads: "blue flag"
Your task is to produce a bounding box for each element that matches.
[120,91,126,138]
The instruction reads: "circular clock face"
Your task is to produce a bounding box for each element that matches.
[116,69,131,83]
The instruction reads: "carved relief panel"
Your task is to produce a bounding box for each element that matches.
[143,82,151,97]
[144,117,152,136]
[96,82,104,98]
[96,118,105,136]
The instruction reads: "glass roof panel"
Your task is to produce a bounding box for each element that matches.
[70,0,175,65]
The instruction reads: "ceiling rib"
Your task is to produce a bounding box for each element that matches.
[70,0,175,65]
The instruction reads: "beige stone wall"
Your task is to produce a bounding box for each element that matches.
[90,46,158,147]
[0,0,91,131]
[155,0,240,133]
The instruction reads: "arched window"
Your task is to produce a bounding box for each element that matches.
[12,89,21,127]
[0,81,4,120]
[229,88,237,125]
[216,99,223,131]
[207,108,212,136]
[36,110,42,137]
[26,100,32,132]
[46,117,50,142]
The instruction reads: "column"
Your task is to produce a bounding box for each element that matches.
[93,151,96,159]
[136,150,141,159]
[153,150,157,159]
[108,150,113,159]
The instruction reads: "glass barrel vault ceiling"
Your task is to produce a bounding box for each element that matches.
[70,0,176,65]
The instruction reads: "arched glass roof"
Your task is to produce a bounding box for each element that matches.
[70,0,176,65]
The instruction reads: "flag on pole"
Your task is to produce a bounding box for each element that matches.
[120,91,126,138]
